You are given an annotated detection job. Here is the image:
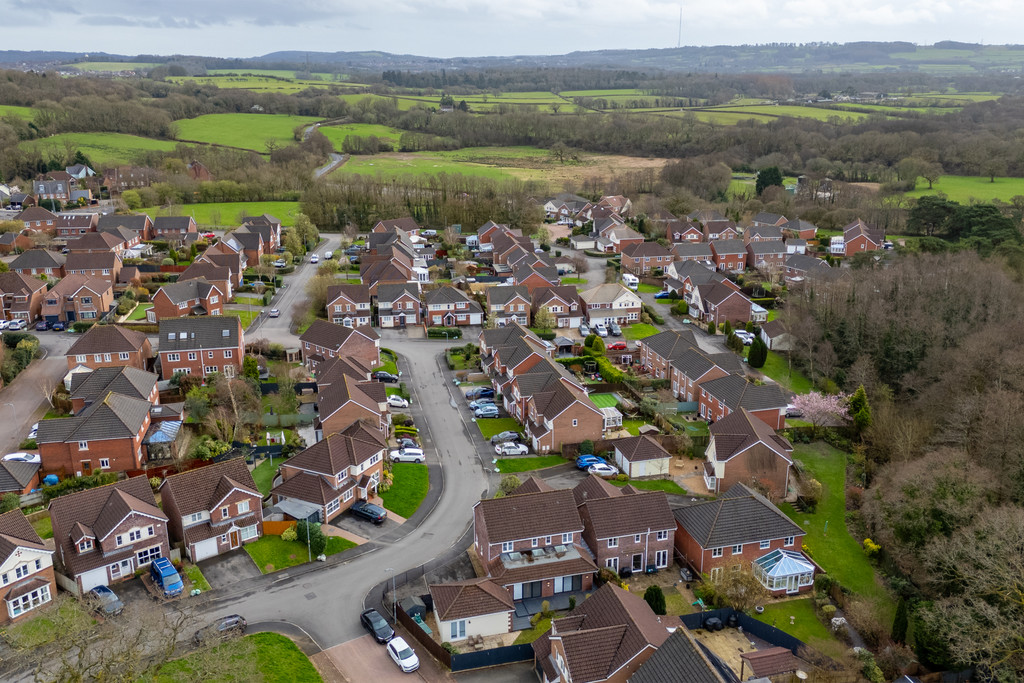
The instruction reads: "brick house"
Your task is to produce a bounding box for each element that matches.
[636,330,743,402]
[223,231,264,267]
[66,326,153,372]
[376,283,421,328]
[708,239,746,273]
[702,220,739,241]
[32,176,70,203]
[512,263,560,295]
[745,241,788,277]
[524,377,605,453]
[698,374,788,430]
[597,224,645,254]
[831,219,884,257]
[13,207,57,232]
[360,260,412,296]
[670,242,713,266]
[0,231,34,255]
[160,458,263,562]
[532,286,583,330]
[630,628,728,683]
[749,212,788,229]
[704,408,794,497]
[40,275,113,324]
[665,219,704,243]
[177,262,234,301]
[620,242,675,276]
[157,316,244,380]
[673,482,813,592]
[0,509,55,626]
[299,320,380,372]
[424,286,483,327]
[0,272,47,322]
[68,366,158,414]
[579,284,642,326]
[428,578,516,644]
[95,226,142,252]
[573,476,674,574]
[148,278,224,322]
[0,460,41,497]
[67,231,130,255]
[49,477,171,594]
[102,167,158,194]
[743,224,784,244]
[688,282,755,326]
[325,284,372,327]
[372,216,420,234]
[186,160,213,181]
[271,421,387,523]
[64,252,122,285]
[314,372,389,440]
[610,435,673,479]
[240,214,282,249]
[196,246,247,287]
[96,214,153,241]
[54,212,98,240]
[9,249,65,278]
[782,218,819,240]
[487,285,532,327]
[152,216,198,243]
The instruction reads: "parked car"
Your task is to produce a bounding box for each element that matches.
[609,321,622,336]
[360,608,394,643]
[389,448,425,463]
[587,462,619,478]
[607,341,627,350]
[387,395,409,409]
[324,250,334,260]
[386,636,420,673]
[420,229,437,237]
[397,437,418,449]
[465,387,494,400]
[201,232,216,240]
[51,321,66,331]
[0,320,8,330]
[268,309,281,318]
[468,398,494,411]
[2,453,40,464]
[149,557,184,598]
[27,423,38,440]
[575,454,606,470]
[372,371,399,383]
[474,404,500,419]
[34,320,49,331]
[654,290,673,299]
[785,404,803,418]
[578,321,591,337]
[273,259,287,268]
[345,246,362,256]
[7,320,25,331]
[495,442,529,456]
[193,615,247,644]
[88,585,124,616]
[489,430,522,444]
[594,323,609,337]
[350,500,387,525]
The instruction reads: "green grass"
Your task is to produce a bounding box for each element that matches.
[494,456,567,473]
[325,536,357,556]
[334,152,529,182]
[663,588,695,616]
[184,564,212,592]
[380,463,429,518]
[476,417,523,440]
[245,535,319,573]
[66,61,158,71]
[222,309,261,329]
[610,479,687,495]
[589,393,619,408]
[155,632,322,683]
[0,105,35,120]
[374,351,399,376]
[560,277,587,285]
[126,303,153,320]
[705,104,869,122]
[906,174,1024,203]
[759,350,813,395]
[752,598,845,659]
[317,123,406,151]
[513,617,551,644]
[621,418,647,436]
[21,132,179,167]
[6,600,95,648]
[251,458,280,496]
[31,515,53,540]
[636,283,662,294]
[174,114,322,152]
[139,201,301,227]
[622,323,659,340]
[446,349,480,371]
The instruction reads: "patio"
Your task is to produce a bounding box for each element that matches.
[511,589,590,630]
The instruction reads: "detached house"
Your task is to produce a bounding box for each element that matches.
[54,212,98,240]
[0,272,48,323]
[66,325,153,372]
[14,207,57,231]
[49,477,171,594]
[64,251,122,285]
[67,231,130,255]
[271,421,387,523]
[597,224,644,254]
[665,219,704,243]
[149,278,224,322]
[579,284,642,326]
[487,285,532,327]
[782,218,819,240]
[831,219,884,257]
[702,220,738,241]
[314,370,389,439]
[376,283,421,328]
[68,366,158,414]
[9,249,65,278]
[299,320,380,372]
[745,240,788,275]
[160,457,263,562]
[698,374,788,429]
[637,330,743,402]
[40,275,113,325]
[428,578,516,644]
[532,286,583,330]
[0,509,55,625]
[620,242,674,276]
[325,284,372,327]
[425,286,483,327]
[704,408,794,497]
[177,262,233,301]
[96,214,153,241]
[152,216,198,243]
[157,316,244,380]
[708,239,746,273]
[512,263,560,294]
[749,212,788,230]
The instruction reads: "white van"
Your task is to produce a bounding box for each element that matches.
[621,273,639,291]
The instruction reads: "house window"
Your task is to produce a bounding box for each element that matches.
[634,534,641,544]
[99,459,110,469]
[187,352,197,361]
[78,539,93,552]
[224,350,233,358]
[760,540,771,550]
[501,541,514,553]
[78,441,88,451]
[562,533,572,544]
[205,366,217,374]
[76,355,86,363]
[167,353,180,362]
[178,302,188,310]
[119,352,130,361]
[605,557,618,570]
[81,297,92,305]
[238,500,250,514]
[325,498,340,515]
[608,538,618,548]
[208,351,215,359]
[711,547,723,558]
[221,506,230,518]
[136,546,161,566]
[531,538,538,548]
[187,512,203,524]
[572,419,578,427]
[656,530,668,541]
[147,526,154,536]
[785,536,795,547]
[450,619,466,640]
[8,584,50,618]
[655,549,668,568]
[710,566,723,582]
[129,529,142,542]
[94,354,103,363]
[732,544,743,555]
[14,564,29,579]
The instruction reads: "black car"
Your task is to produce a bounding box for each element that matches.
[466,387,495,400]
[193,614,247,644]
[51,321,66,331]
[350,500,387,525]
[397,437,418,449]
[372,371,398,383]
[34,320,50,331]
[360,608,395,643]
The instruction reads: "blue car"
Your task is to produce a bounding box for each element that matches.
[467,387,495,400]
[575,454,606,470]
[149,557,184,598]
[474,404,500,419]
[51,321,66,331]
[654,290,673,299]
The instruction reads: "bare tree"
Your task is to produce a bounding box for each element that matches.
[712,566,770,613]
[569,253,589,275]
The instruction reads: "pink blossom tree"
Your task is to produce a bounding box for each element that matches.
[791,391,848,434]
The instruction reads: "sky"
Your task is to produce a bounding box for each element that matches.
[0,0,1008,59]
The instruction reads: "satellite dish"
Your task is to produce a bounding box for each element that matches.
[795,671,808,680]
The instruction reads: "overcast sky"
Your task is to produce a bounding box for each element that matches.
[0,0,1006,59]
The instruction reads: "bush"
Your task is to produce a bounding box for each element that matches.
[281,526,298,542]
[748,336,768,368]
[596,567,619,585]
[148,477,161,490]
[427,327,462,338]
[708,321,717,334]
[643,586,667,615]
[0,492,20,513]
[43,472,119,502]
[18,439,36,450]
[821,604,837,619]
[441,642,459,654]
[295,520,327,555]
[671,301,689,316]
[161,257,174,266]
[580,439,595,455]
[584,333,597,348]
[591,336,605,353]
[642,304,664,325]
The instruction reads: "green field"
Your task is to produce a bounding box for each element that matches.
[0,105,35,120]
[21,132,178,167]
[140,201,301,227]
[174,113,322,152]
[167,75,343,94]
[705,105,870,122]
[317,123,406,151]
[589,393,619,408]
[156,632,323,683]
[334,152,533,182]
[907,174,1024,203]
[208,68,339,79]
[66,61,158,71]
[623,323,659,340]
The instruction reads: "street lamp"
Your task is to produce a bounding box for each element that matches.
[4,402,15,427]
[385,567,396,623]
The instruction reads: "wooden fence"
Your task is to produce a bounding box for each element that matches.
[397,605,452,668]
[263,520,296,535]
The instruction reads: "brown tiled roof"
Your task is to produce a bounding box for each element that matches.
[740,647,802,677]
[64,251,120,272]
[579,490,675,540]
[614,435,671,463]
[315,356,373,385]
[179,262,230,283]
[183,513,259,546]
[280,420,386,477]
[673,482,804,548]
[489,551,597,586]
[374,217,420,232]
[621,242,672,258]
[3,577,51,602]
[317,375,383,425]
[14,207,57,222]
[44,274,110,300]
[0,509,48,563]
[300,320,379,351]
[0,460,39,494]
[70,366,156,403]
[571,475,622,506]
[326,284,370,306]
[430,578,514,621]
[67,232,123,252]
[67,325,149,357]
[709,408,793,461]
[476,489,582,543]
[97,214,151,232]
[160,458,258,517]
[36,391,152,443]
[272,472,345,506]
[510,476,554,496]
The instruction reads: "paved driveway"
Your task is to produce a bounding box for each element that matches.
[0,330,77,455]
[198,549,262,588]
[321,632,451,682]
[331,511,402,541]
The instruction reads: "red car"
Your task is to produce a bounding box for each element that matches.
[202,232,216,240]
[607,341,627,350]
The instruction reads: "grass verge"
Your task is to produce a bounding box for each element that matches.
[155,632,322,682]
[184,564,212,592]
[380,463,429,518]
[475,417,523,440]
[375,351,399,376]
[623,323,659,340]
[610,479,686,495]
[245,535,314,573]
[759,350,813,394]
[494,456,566,473]
[222,308,261,329]
[126,303,153,321]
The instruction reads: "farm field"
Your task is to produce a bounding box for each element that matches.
[207,68,338,79]
[0,105,35,120]
[21,132,178,167]
[317,123,406,150]
[65,61,158,71]
[139,201,301,227]
[337,93,421,111]
[907,174,1024,203]
[825,102,959,115]
[561,89,650,98]
[173,113,322,151]
[166,75,342,93]
[704,105,870,122]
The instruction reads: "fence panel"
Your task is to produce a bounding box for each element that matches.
[397,606,451,668]
[450,644,534,672]
[263,520,296,535]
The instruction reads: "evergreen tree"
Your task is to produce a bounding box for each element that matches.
[892,597,909,644]
[755,166,784,195]
[850,385,872,433]
[708,321,717,335]
[748,336,768,368]
[643,586,667,615]
[722,320,733,337]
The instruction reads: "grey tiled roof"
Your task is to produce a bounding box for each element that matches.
[671,242,713,258]
[630,627,727,683]
[36,392,151,443]
[579,488,675,539]
[67,232,123,251]
[65,252,119,271]
[700,374,787,412]
[487,285,530,307]
[785,254,830,273]
[621,241,672,258]
[640,330,700,362]
[70,366,157,404]
[0,461,40,494]
[97,214,150,232]
[375,282,420,303]
[153,216,194,231]
[300,320,378,351]
[747,241,788,255]
[614,435,672,463]
[156,278,219,305]
[673,482,803,548]
[159,316,241,351]
[10,249,65,270]
[751,212,787,226]
[709,239,745,255]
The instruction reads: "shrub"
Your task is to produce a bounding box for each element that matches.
[615,473,629,482]
[584,333,597,348]
[0,492,20,513]
[161,257,174,266]
[281,526,298,542]
[43,472,119,502]
[643,586,667,615]
[748,336,768,368]
[568,595,577,610]
[591,336,605,353]
[148,477,161,490]
[722,320,733,337]
[671,301,689,316]
[708,321,717,334]
[427,327,462,338]
[596,567,619,585]
[642,304,664,324]
[441,642,459,654]
[580,439,595,455]
[821,604,837,619]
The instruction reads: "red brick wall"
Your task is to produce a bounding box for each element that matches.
[151,291,223,321]
[0,565,56,627]
[40,430,147,478]
[713,442,790,498]
[844,234,879,256]
[319,403,385,439]
[708,294,752,325]
[66,344,151,372]
[159,344,242,380]
[675,523,804,577]
[670,366,728,402]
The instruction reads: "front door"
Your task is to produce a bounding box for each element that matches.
[110,558,132,580]
[786,574,799,594]
[229,530,240,549]
[632,554,643,572]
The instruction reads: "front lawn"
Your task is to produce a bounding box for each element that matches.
[126,303,153,321]
[636,283,662,294]
[325,536,357,556]
[560,277,586,285]
[380,463,429,518]
[375,350,399,376]
[513,617,551,644]
[251,457,280,496]
[476,417,523,440]
[623,323,660,340]
[155,632,322,683]
[610,479,686,495]
[245,535,317,573]
[752,598,845,659]
[31,514,52,540]
[494,456,566,473]
[6,600,95,648]
[222,308,261,329]
[184,564,212,592]
[759,350,812,394]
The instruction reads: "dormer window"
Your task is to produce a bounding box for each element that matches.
[78,538,93,552]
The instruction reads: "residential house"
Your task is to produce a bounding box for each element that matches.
[160,458,263,562]
[784,238,807,255]
[96,214,153,241]
[784,254,832,282]
[236,219,281,252]
[491,230,536,266]
[512,263,560,295]
[360,260,413,296]
[598,194,632,217]
[526,376,606,453]
[40,275,113,325]
[698,374,788,429]
[476,220,510,247]
[64,252,122,286]
[429,578,515,643]
[424,286,483,327]
[831,219,884,257]
[314,369,389,439]
[186,160,212,181]
[532,286,583,330]
[32,177,70,203]
[673,482,813,592]
[749,212,788,229]
[372,217,419,234]
[325,284,372,327]
[665,219,704,243]
[54,213,98,240]
[152,216,198,243]
[300,320,380,371]
[0,272,47,322]
[629,628,727,683]
[597,224,645,254]
[196,248,246,288]
[708,239,746,273]
[156,316,244,380]
[620,242,674,276]
[533,583,672,683]
[579,284,642,326]
[689,282,756,326]
[744,224,784,243]
[224,230,264,267]
[66,325,153,372]
[610,436,673,479]
[102,167,158,194]
[0,509,55,625]
[704,408,794,498]
[376,283,421,328]
[758,320,795,351]
[66,164,96,181]
[149,278,224,322]
[637,330,743,402]
[487,285,532,327]
[9,249,65,278]
[782,218,819,240]
[0,460,41,497]
[271,421,387,522]
[49,476,171,594]
[543,193,590,223]
[68,366,158,413]
[0,232,34,255]
[93,226,142,253]
[745,240,788,276]
[573,475,675,574]
[67,231,124,255]
[702,220,739,241]
[13,207,56,231]
[670,242,713,266]
[177,262,233,301]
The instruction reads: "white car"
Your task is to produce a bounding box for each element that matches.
[273,259,287,268]
[0,320,9,330]
[3,452,40,464]
[324,251,334,260]
[387,395,409,409]
[587,462,619,478]
[27,423,38,440]
[594,323,609,337]
[387,636,420,673]
[7,320,25,331]
[310,254,319,264]
[495,442,529,456]
[389,448,425,463]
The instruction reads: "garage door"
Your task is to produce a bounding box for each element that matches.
[191,538,219,562]
[79,567,108,593]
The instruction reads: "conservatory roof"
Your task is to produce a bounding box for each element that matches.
[754,549,814,578]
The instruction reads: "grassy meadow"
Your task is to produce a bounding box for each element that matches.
[173,113,322,151]
[0,105,35,120]
[65,61,158,71]
[21,132,178,166]
[317,123,406,150]
[907,174,1024,203]
[139,201,301,227]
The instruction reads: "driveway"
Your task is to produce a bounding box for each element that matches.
[198,549,262,588]
[331,511,402,542]
[636,290,726,355]
[320,631,452,682]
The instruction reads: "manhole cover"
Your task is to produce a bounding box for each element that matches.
[305,592,317,600]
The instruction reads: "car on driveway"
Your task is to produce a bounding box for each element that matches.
[465,387,494,400]
[579,321,590,337]
[386,636,420,673]
[360,608,394,643]
[310,254,319,264]
[88,585,124,616]
[372,371,399,383]
[0,320,8,330]
[397,437,418,449]
[202,232,216,240]
[51,321,66,331]
[27,423,38,441]
[351,500,387,524]
[654,290,673,299]
[2,453,40,464]
[607,341,627,350]
[594,323,609,337]
[468,398,494,411]
[34,320,49,331]
[273,259,287,268]
[324,250,334,260]
[489,430,521,444]
[474,404,500,419]
[149,557,184,598]
[386,395,409,409]
[389,448,425,463]
[345,246,362,256]
[588,462,619,478]
[785,404,803,418]
[575,454,606,470]
[609,321,622,336]
[193,615,247,644]
[7,320,25,330]
[495,442,529,456]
